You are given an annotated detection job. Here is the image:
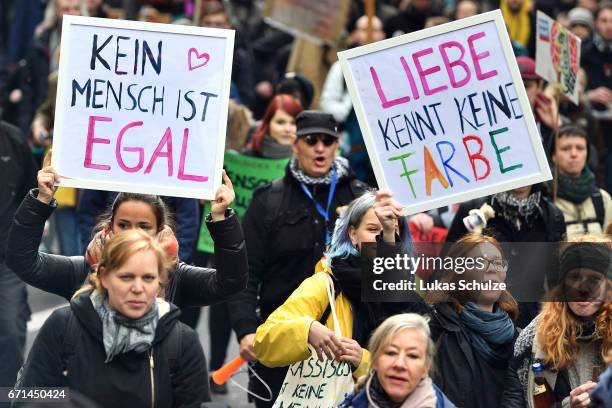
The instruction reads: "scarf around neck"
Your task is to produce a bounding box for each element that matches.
[366,373,437,408]
[289,156,350,185]
[92,291,160,363]
[557,167,598,204]
[260,135,293,159]
[492,190,542,231]
[459,302,515,366]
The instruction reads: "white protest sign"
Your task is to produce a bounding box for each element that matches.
[338,10,551,214]
[53,16,234,199]
[536,11,581,105]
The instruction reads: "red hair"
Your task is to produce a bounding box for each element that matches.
[250,94,302,153]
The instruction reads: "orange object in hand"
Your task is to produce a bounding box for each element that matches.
[212,355,245,385]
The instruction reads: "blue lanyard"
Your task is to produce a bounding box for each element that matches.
[299,167,337,245]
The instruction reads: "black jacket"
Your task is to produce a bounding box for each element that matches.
[0,121,36,261]
[228,168,368,341]
[6,189,248,308]
[430,303,518,408]
[15,291,208,407]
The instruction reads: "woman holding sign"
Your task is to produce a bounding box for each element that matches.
[14,230,208,407]
[253,191,427,405]
[6,153,248,310]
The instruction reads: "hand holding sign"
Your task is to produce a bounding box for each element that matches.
[210,170,235,221]
[37,150,60,205]
[373,190,403,242]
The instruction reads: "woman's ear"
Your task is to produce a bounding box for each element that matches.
[348,226,358,246]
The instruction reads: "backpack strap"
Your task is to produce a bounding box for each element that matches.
[61,311,80,379]
[262,178,287,231]
[165,324,183,378]
[591,190,605,228]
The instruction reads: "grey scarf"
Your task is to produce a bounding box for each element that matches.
[261,135,293,159]
[92,292,159,363]
[289,156,350,185]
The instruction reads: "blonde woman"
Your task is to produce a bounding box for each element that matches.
[501,235,612,408]
[14,230,209,407]
[341,314,456,408]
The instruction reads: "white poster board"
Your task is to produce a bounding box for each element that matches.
[53,16,234,199]
[338,10,551,215]
[536,10,581,105]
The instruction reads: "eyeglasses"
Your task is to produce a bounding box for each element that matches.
[478,258,509,273]
[302,134,337,146]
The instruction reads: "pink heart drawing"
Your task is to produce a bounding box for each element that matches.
[188,48,210,71]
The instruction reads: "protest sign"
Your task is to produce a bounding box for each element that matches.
[197,152,289,252]
[263,0,350,45]
[52,15,234,199]
[338,10,551,215]
[536,11,581,105]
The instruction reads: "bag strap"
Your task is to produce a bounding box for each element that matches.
[61,311,80,378]
[319,276,341,326]
[321,273,343,337]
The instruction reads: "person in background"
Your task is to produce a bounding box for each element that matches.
[552,125,612,239]
[243,94,303,159]
[568,7,595,41]
[200,1,254,107]
[276,73,314,111]
[320,14,385,187]
[581,1,612,192]
[228,111,368,408]
[501,237,611,408]
[500,0,535,56]
[0,121,36,389]
[384,0,434,38]
[341,314,456,408]
[14,230,209,406]
[453,0,479,20]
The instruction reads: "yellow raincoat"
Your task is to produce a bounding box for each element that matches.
[253,258,371,380]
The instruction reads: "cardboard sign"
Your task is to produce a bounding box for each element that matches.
[338,11,551,214]
[52,16,234,199]
[263,0,350,45]
[536,11,581,105]
[197,152,289,253]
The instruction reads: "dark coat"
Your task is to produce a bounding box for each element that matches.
[227,168,368,341]
[6,189,248,308]
[14,291,208,407]
[429,303,518,408]
[0,121,36,261]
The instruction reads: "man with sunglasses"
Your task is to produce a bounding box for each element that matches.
[228,110,368,408]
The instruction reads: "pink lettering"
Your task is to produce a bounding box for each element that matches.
[116,121,144,173]
[370,66,411,109]
[84,116,112,170]
[468,32,498,80]
[400,56,420,100]
[412,47,448,96]
[439,41,471,88]
[145,127,174,176]
[178,128,208,182]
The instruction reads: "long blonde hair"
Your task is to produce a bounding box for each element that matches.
[74,230,171,298]
[536,235,612,370]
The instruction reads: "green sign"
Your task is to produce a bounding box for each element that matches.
[197,152,289,253]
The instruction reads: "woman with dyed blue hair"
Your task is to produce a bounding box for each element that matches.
[252,190,428,389]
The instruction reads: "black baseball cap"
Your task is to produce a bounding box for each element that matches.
[296,111,340,138]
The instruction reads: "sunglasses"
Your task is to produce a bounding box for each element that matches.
[301,134,337,146]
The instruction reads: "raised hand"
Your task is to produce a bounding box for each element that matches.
[210,170,235,221]
[36,150,59,204]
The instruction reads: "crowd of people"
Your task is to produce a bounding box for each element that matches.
[0,0,611,407]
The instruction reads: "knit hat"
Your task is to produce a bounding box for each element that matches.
[559,243,611,301]
[516,56,539,80]
[568,7,594,32]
